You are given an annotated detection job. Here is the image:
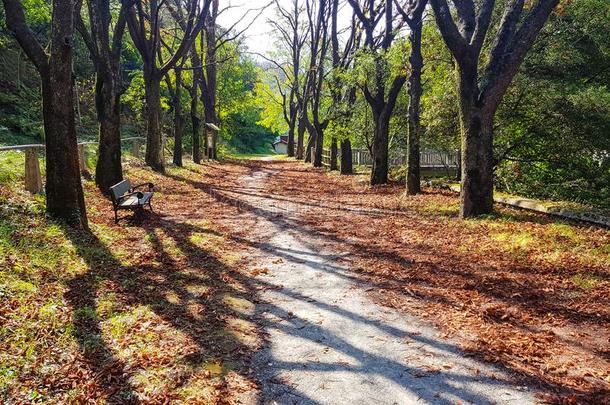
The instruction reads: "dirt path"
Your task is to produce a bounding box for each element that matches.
[217,160,537,404]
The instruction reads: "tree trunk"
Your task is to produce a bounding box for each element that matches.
[287,110,296,157]
[144,69,164,172]
[340,138,352,174]
[370,110,390,185]
[296,115,305,159]
[172,68,184,166]
[458,66,494,217]
[406,21,423,195]
[204,103,217,159]
[329,136,338,170]
[203,1,218,160]
[203,129,209,158]
[94,69,122,193]
[304,132,314,163]
[313,125,324,168]
[456,147,461,181]
[44,0,87,228]
[190,79,201,164]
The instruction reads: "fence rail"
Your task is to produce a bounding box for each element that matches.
[333,148,459,169]
[321,149,331,167]
[0,137,146,193]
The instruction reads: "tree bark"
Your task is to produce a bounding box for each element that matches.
[330,137,338,170]
[94,71,122,192]
[189,45,202,163]
[296,114,306,159]
[190,79,201,163]
[287,118,296,157]
[304,127,315,163]
[313,124,324,167]
[458,65,494,216]
[370,109,390,185]
[340,138,352,174]
[406,19,423,195]
[144,70,164,172]
[204,104,217,159]
[172,68,185,166]
[45,0,88,227]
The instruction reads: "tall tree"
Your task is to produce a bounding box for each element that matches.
[429,0,560,217]
[395,0,427,194]
[269,0,309,157]
[202,0,218,159]
[296,0,331,167]
[348,0,407,185]
[329,0,361,174]
[124,0,211,171]
[164,57,187,166]
[76,0,128,193]
[172,0,265,160]
[188,44,203,163]
[3,0,88,228]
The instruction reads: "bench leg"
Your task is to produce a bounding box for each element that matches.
[114,209,119,224]
[148,200,154,213]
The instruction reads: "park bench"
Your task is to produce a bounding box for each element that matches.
[109,180,155,223]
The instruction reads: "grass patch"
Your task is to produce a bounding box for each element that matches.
[571,273,601,289]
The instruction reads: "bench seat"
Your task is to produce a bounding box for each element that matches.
[119,191,153,208]
[109,180,155,223]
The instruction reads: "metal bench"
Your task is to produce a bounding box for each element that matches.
[109,180,154,223]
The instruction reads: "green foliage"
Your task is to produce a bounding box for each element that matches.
[254,77,287,134]
[222,108,277,153]
[493,0,610,208]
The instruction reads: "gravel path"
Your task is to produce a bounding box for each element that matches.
[229,163,537,405]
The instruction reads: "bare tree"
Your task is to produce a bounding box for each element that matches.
[171,0,267,160]
[429,0,560,217]
[124,0,211,171]
[306,0,331,168]
[269,0,309,157]
[202,0,219,159]
[395,0,427,194]
[3,0,88,228]
[329,0,361,174]
[347,0,406,185]
[76,0,128,193]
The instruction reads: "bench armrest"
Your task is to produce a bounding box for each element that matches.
[131,182,154,192]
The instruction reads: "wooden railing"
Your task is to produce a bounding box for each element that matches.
[321,149,331,167]
[0,137,145,193]
[328,148,459,169]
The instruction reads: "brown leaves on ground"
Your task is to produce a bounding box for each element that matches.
[2,157,609,403]
[245,159,609,405]
[1,158,263,404]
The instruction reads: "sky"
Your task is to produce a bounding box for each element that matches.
[217,0,354,57]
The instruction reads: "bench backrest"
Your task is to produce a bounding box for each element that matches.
[110,180,131,202]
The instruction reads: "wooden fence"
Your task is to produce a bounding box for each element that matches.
[321,148,331,167]
[0,137,145,193]
[324,147,459,169]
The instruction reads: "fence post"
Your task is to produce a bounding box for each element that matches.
[24,148,42,193]
[132,139,140,158]
[78,144,89,174]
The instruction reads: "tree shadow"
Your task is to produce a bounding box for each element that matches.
[61,217,259,402]
[164,161,609,402]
